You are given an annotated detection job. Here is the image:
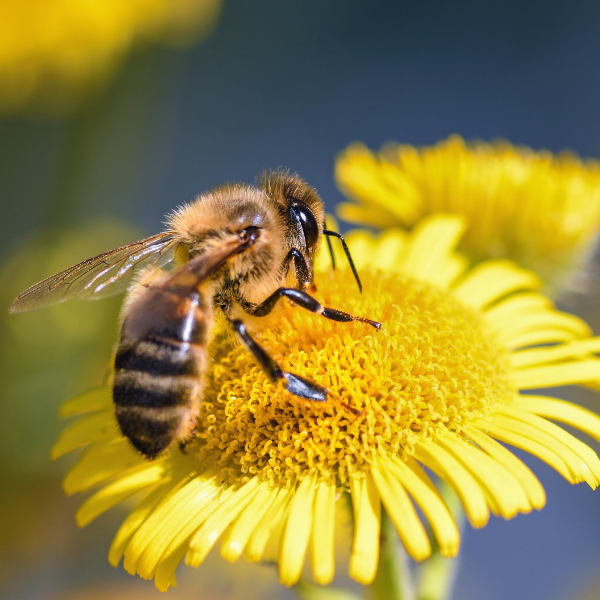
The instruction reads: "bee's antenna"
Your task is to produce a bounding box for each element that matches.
[323,218,336,271]
[323,229,362,293]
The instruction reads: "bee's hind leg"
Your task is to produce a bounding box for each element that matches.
[230,319,361,415]
[178,422,198,454]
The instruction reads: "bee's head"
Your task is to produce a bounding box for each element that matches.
[260,169,363,294]
[258,169,324,288]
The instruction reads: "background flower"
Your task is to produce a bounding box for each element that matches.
[335,136,600,292]
[0,0,222,114]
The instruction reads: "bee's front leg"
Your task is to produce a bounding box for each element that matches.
[242,287,381,331]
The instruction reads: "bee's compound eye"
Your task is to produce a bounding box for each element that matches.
[291,204,319,250]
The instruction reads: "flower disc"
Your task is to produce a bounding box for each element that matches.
[194,269,514,488]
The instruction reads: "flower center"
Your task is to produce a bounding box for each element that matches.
[191,270,514,488]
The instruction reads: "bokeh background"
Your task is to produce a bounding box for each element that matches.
[2,1,600,599]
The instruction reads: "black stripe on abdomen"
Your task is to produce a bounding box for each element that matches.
[113,370,199,408]
[115,336,200,377]
[114,405,183,458]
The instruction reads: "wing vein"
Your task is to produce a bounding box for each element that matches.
[8,233,180,313]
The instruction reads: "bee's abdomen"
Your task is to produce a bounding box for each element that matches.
[113,293,210,459]
[113,405,189,458]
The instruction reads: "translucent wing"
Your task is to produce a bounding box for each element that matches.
[9,232,182,314]
[123,233,253,341]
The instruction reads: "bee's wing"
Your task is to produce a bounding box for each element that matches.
[123,234,247,342]
[9,232,181,314]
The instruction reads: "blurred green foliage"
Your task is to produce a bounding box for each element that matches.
[0,6,217,592]
[0,220,139,584]
[0,220,140,472]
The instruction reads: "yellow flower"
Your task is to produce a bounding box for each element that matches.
[335,135,600,290]
[54,215,600,591]
[0,0,222,114]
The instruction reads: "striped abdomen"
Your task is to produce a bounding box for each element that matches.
[113,290,211,459]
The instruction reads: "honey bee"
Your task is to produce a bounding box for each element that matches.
[9,171,380,459]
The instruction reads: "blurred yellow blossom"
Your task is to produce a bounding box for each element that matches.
[0,0,222,114]
[54,215,600,590]
[335,135,600,291]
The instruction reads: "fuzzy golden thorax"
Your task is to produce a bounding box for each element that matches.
[166,171,326,307]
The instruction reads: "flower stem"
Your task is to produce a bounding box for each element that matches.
[293,579,362,600]
[367,507,414,600]
[416,482,465,600]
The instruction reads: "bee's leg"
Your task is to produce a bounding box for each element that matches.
[231,319,327,400]
[178,421,198,454]
[282,248,311,288]
[230,319,360,414]
[244,288,381,331]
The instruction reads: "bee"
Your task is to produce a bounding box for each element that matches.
[9,171,380,459]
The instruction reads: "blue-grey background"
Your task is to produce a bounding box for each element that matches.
[2,1,600,599]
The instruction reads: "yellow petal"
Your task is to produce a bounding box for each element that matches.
[495,310,590,344]
[510,338,600,370]
[497,407,600,487]
[221,482,280,563]
[279,475,317,586]
[153,486,235,592]
[76,461,168,527]
[348,473,381,585]
[402,215,466,286]
[473,417,582,485]
[342,228,408,274]
[108,469,191,567]
[135,480,225,581]
[499,311,590,345]
[465,426,545,509]
[413,441,489,527]
[484,293,552,328]
[245,486,294,563]
[309,479,336,585]
[388,457,460,557]
[52,409,118,459]
[453,261,540,310]
[371,463,431,561]
[335,143,421,222]
[488,412,592,485]
[372,230,408,273]
[503,327,580,350]
[436,434,531,518]
[141,479,226,578]
[515,395,600,443]
[59,386,112,417]
[513,359,600,390]
[63,439,146,495]
[186,477,261,568]
[123,472,218,575]
[433,254,470,290]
